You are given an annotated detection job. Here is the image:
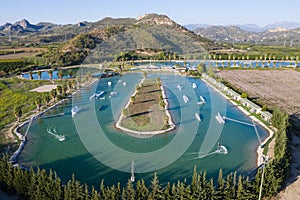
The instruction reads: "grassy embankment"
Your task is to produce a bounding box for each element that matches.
[120,78,169,132]
[0,77,75,154]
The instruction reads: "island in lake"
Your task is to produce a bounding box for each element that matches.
[116,74,175,135]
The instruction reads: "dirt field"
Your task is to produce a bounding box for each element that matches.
[218,69,300,199]
[219,69,300,115]
[0,47,46,59]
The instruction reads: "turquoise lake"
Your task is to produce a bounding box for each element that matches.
[19,72,268,187]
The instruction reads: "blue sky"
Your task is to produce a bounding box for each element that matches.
[1,0,300,25]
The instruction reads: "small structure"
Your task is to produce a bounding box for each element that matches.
[261,111,272,123]
[227,89,241,101]
[240,98,262,114]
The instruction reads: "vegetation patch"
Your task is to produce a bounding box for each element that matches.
[120,77,170,132]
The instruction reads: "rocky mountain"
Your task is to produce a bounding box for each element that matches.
[193,24,300,46]
[12,14,216,66]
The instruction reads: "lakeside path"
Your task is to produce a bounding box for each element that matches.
[116,76,176,135]
[201,77,274,167]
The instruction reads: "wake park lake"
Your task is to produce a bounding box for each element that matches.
[19,72,268,187]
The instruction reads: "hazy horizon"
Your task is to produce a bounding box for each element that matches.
[1,0,300,26]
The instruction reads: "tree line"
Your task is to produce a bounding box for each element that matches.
[0,108,290,199]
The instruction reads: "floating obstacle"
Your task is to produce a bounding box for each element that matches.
[223,116,253,126]
[192,83,197,89]
[183,95,189,103]
[197,96,206,105]
[195,113,201,122]
[90,91,105,100]
[130,161,135,182]
[215,112,225,124]
[71,106,81,117]
[200,96,206,103]
[177,84,182,91]
[47,126,66,141]
[252,120,262,145]
[110,91,117,96]
[40,113,65,119]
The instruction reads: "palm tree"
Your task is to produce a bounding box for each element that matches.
[67,69,73,78]
[48,70,53,80]
[62,84,68,96]
[35,97,42,111]
[44,95,51,106]
[14,106,22,122]
[37,71,42,80]
[29,71,33,80]
[50,89,57,102]
[56,85,62,95]
[71,80,76,90]
[67,81,73,92]
[57,70,63,79]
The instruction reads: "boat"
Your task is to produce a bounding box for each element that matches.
[47,126,66,142]
[57,135,66,142]
[123,82,127,86]
[195,113,201,121]
[98,105,103,111]
[130,161,135,182]
[216,142,228,154]
[215,112,225,124]
[71,106,81,117]
[183,95,189,103]
[108,82,112,86]
[192,83,197,89]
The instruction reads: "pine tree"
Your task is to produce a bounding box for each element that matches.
[149,173,163,200]
[136,179,149,200]
[164,182,171,200]
[122,179,135,200]
[215,169,225,199]
[91,186,100,200]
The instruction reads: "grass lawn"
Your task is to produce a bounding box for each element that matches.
[120,79,168,132]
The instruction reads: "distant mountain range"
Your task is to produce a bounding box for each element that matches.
[185,22,300,32]
[185,22,300,45]
[0,14,218,66]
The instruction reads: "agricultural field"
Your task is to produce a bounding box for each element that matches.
[0,47,46,60]
[218,69,300,117]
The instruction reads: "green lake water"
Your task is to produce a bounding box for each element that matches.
[19,72,268,187]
